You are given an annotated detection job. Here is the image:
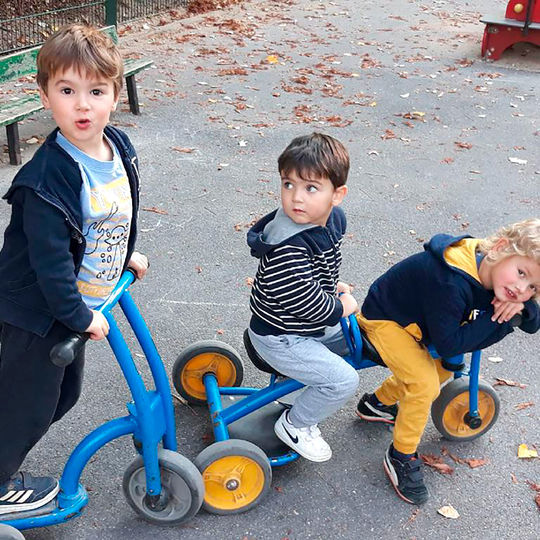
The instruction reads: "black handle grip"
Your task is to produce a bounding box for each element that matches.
[50,333,89,367]
[509,314,522,328]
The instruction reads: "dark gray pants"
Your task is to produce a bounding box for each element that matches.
[0,322,85,484]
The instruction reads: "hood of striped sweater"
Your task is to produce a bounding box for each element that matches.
[247,207,318,258]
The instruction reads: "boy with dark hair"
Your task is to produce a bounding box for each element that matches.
[0,24,148,514]
[247,133,359,462]
[355,218,540,505]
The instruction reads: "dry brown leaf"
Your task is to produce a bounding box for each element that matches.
[515,401,534,410]
[172,146,195,153]
[142,206,168,215]
[420,454,454,475]
[494,377,527,389]
[455,141,473,149]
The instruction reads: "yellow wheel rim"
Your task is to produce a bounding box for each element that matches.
[442,389,496,438]
[180,353,238,401]
[202,455,265,511]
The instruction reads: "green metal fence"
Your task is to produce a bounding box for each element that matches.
[0,0,188,55]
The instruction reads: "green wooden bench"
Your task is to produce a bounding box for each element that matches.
[0,26,153,165]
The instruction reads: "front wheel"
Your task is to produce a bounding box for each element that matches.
[195,439,272,515]
[431,377,500,441]
[123,449,204,525]
[0,525,25,540]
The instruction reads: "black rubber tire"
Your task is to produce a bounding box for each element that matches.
[0,524,25,540]
[431,377,500,441]
[123,449,204,525]
[172,340,244,405]
[194,439,272,515]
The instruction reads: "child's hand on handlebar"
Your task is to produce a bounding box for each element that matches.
[340,292,358,317]
[337,281,352,295]
[85,310,110,340]
[128,251,149,279]
[491,298,524,323]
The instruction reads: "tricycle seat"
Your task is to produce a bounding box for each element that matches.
[243,330,284,376]
[359,331,386,367]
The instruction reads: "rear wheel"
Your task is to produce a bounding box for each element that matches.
[431,377,500,441]
[123,449,204,525]
[172,341,244,405]
[195,439,271,515]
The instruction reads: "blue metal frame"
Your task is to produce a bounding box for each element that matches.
[202,313,483,467]
[2,271,177,531]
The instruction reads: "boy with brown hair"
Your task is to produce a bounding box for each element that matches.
[355,218,540,505]
[247,133,359,463]
[0,24,148,514]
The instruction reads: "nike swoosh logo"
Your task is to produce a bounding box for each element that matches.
[283,425,298,444]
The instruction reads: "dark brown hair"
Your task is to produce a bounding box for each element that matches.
[278,132,350,188]
[37,24,123,97]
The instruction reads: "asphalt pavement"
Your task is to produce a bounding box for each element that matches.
[0,0,538,538]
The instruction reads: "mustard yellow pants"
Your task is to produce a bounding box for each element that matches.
[357,314,453,454]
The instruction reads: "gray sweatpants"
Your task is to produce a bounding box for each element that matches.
[248,323,359,428]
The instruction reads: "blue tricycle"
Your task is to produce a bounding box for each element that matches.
[171,314,501,515]
[0,271,204,538]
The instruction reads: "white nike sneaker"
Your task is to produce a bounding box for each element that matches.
[274,410,332,462]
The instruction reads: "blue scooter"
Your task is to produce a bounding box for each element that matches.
[0,270,204,537]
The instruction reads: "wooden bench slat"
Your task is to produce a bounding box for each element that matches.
[0,47,40,84]
[0,94,43,127]
[124,58,154,76]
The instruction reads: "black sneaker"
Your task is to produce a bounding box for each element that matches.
[0,472,59,515]
[356,393,398,424]
[383,445,428,505]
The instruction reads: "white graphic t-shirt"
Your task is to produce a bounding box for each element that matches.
[56,132,132,308]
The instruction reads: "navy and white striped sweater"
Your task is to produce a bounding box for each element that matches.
[247,207,346,336]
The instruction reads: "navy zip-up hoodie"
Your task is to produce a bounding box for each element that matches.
[362,234,540,358]
[248,206,345,336]
[0,126,140,337]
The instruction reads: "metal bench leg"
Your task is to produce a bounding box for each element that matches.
[126,75,140,115]
[6,123,21,165]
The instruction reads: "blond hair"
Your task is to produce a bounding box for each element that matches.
[37,24,123,97]
[479,218,540,268]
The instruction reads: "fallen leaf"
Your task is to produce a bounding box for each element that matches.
[265,54,279,64]
[172,146,195,153]
[515,401,534,410]
[195,266,203,274]
[511,473,519,484]
[441,448,488,468]
[455,141,473,149]
[494,377,527,389]
[420,454,454,474]
[438,505,459,519]
[518,444,538,459]
[216,329,224,335]
[488,356,503,363]
[508,156,527,165]
[245,277,254,287]
[142,206,168,215]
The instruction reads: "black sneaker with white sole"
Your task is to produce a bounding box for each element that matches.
[356,393,398,424]
[383,445,428,505]
[0,472,59,515]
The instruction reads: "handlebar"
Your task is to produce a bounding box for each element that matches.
[49,269,138,367]
[50,333,89,367]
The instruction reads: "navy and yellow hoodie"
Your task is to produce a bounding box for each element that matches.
[362,234,540,358]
